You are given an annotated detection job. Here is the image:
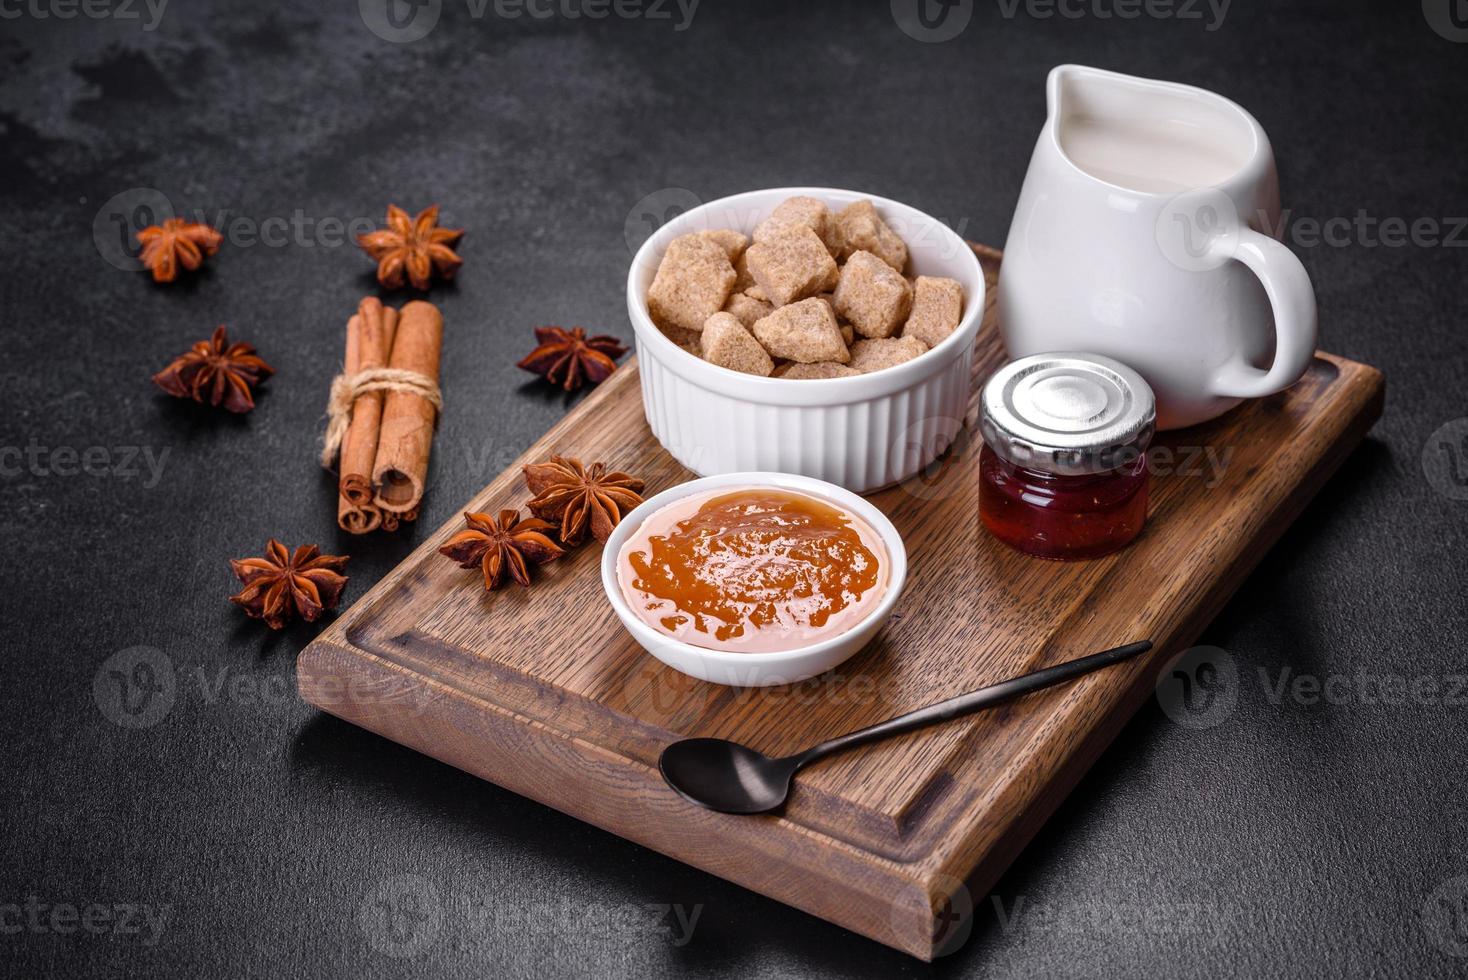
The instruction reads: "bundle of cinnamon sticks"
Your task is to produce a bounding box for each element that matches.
[332,297,444,534]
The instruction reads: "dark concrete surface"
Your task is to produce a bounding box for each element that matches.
[1,1,1466,976]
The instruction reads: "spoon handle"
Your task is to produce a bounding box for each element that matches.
[794,640,1153,768]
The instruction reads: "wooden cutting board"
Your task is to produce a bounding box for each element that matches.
[297,245,1383,960]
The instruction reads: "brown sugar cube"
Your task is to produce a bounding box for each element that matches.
[811,296,853,345]
[817,292,856,344]
[834,250,914,339]
[724,291,774,329]
[732,251,757,292]
[698,228,749,262]
[647,233,737,333]
[835,199,909,272]
[902,275,964,348]
[744,283,769,302]
[754,196,840,255]
[779,361,860,380]
[745,226,840,306]
[701,312,774,376]
[751,297,850,364]
[848,336,929,374]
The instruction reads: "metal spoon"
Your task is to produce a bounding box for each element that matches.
[658,640,1153,814]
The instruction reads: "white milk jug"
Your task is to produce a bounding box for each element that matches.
[998,65,1317,430]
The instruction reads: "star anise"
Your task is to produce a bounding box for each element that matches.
[136,218,223,283]
[356,204,465,290]
[517,326,627,392]
[523,456,645,546]
[439,509,564,591]
[229,539,349,630]
[153,325,274,413]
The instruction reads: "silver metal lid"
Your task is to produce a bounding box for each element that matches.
[979,352,1156,477]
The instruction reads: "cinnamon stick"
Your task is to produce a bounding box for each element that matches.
[338,497,381,534]
[372,300,442,514]
[336,313,382,534]
[340,297,399,507]
[379,506,420,533]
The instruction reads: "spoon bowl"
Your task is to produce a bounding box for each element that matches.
[658,739,800,814]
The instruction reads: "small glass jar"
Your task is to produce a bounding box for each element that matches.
[978,353,1156,561]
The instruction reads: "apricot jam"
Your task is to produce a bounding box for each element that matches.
[978,353,1157,562]
[616,487,889,653]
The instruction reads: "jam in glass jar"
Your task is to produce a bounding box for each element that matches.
[978,353,1157,561]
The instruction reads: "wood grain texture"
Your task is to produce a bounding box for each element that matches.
[297,244,1385,960]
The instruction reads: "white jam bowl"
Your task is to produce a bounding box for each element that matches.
[600,472,907,688]
[625,187,985,494]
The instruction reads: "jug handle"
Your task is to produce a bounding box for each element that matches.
[1208,228,1318,399]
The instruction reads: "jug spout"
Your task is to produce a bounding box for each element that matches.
[1046,65,1138,125]
[1044,64,1088,121]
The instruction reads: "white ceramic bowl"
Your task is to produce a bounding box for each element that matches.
[600,472,907,687]
[626,187,986,494]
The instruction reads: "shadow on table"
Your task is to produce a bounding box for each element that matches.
[289,710,993,974]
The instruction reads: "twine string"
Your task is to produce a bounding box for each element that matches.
[320,367,442,469]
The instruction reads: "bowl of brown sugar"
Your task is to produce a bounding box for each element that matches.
[626,187,985,494]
